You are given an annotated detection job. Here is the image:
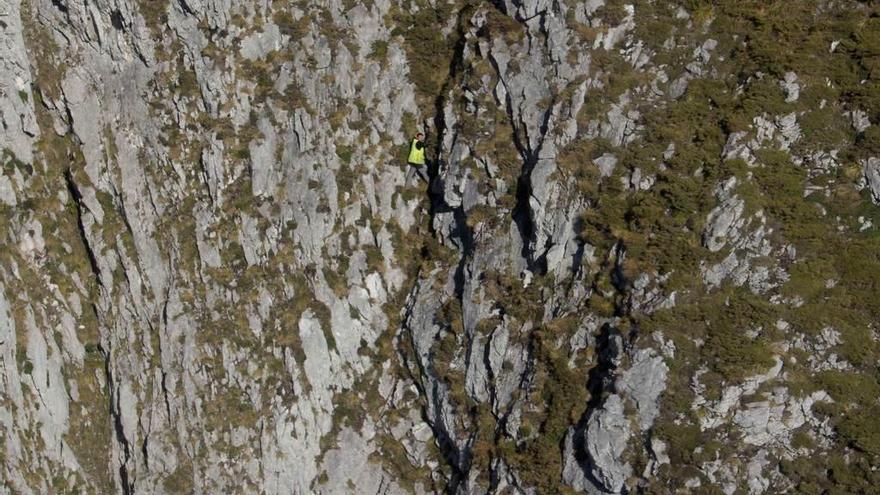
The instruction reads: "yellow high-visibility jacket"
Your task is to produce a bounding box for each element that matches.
[408,139,426,165]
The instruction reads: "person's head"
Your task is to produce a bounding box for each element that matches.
[416,132,424,140]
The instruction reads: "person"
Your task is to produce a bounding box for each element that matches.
[405,132,429,187]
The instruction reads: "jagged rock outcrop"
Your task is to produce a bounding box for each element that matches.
[864,157,880,204]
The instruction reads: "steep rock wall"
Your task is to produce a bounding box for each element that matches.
[1,0,880,494]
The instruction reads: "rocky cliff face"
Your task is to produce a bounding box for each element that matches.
[1,0,879,493]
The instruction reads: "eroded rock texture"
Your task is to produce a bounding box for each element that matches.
[1,0,880,493]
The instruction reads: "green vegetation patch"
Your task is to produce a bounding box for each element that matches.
[388,1,461,101]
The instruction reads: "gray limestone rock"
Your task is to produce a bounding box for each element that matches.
[585,394,633,493]
[0,1,873,493]
[562,429,593,492]
[781,72,799,102]
[0,174,17,206]
[851,109,871,133]
[701,178,791,293]
[722,131,757,166]
[703,195,745,252]
[250,115,280,197]
[595,153,618,178]
[617,349,668,431]
[601,95,641,146]
[692,358,784,431]
[702,177,743,250]
[0,0,39,164]
[863,157,880,204]
[240,23,283,61]
[316,427,404,494]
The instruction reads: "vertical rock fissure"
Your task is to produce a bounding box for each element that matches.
[398,7,481,489]
[522,100,556,275]
[428,4,475,283]
[160,370,173,424]
[49,0,69,15]
[483,5,558,275]
[104,347,134,495]
[158,295,174,423]
[427,3,470,215]
[509,102,555,274]
[576,322,626,489]
[585,323,622,412]
[64,168,103,284]
[141,433,150,470]
[482,328,498,414]
[489,64,557,273]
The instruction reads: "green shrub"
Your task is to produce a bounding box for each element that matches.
[837,406,880,457]
[273,10,310,40]
[368,40,388,63]
[389,2,460,100]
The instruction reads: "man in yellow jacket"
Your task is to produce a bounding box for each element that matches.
[405,132,429,187]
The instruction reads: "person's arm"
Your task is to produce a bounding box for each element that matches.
[415,140,425,150]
